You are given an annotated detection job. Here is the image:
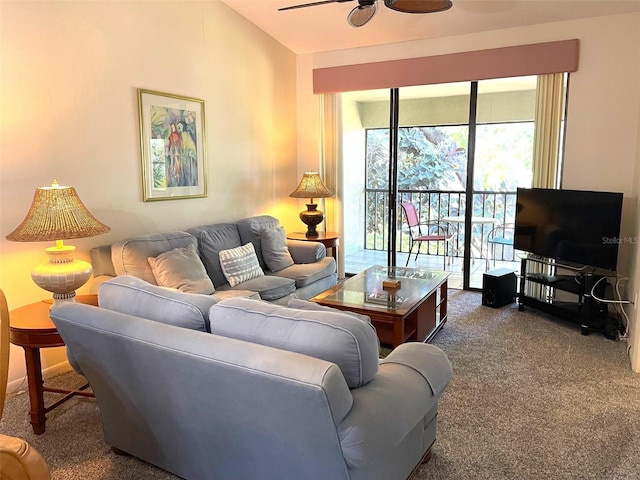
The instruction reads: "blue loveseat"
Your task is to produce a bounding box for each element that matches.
[51,277,453,480]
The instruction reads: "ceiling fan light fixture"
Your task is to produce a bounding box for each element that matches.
[348,1,378,27]
[384,0,452,14]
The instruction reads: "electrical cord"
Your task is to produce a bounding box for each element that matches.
[615,277,631,337]
[589,275,632,338]
[589,275,633,305]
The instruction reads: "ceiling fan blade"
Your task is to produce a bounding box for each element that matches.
[278,0,351,11]
[347,1,377,27]
[383,0,452,14]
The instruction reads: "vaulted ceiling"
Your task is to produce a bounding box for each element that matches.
[220,0,640,55]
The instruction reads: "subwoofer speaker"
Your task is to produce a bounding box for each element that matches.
[482,268,517,308]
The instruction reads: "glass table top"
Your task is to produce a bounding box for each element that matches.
[317,265,449,313]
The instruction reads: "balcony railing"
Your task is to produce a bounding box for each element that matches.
[365,189,517,262]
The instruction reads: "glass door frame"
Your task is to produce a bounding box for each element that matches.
[341,75,549,289]
[385,83,479,286]
[461,81,478,290]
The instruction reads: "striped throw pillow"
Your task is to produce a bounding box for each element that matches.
[219,243,264,287]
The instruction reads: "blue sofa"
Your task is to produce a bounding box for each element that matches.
[89,215,337,305]
[51,278,453,480]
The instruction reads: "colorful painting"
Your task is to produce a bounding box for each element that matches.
[138,89,207,201]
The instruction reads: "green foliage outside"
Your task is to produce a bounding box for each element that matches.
[366,126,468,191]
[365,122,534,253]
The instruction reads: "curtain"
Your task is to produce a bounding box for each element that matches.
[528,73,566,291]
[532,73,566,188]
[320,93,343,276]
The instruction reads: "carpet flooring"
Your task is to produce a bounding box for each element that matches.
[2,290,640,479]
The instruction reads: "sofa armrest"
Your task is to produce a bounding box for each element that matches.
[380,342,453,396]
[337,357,444,472]
[287,240,326,264]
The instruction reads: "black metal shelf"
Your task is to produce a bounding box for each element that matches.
[518,256,620,340]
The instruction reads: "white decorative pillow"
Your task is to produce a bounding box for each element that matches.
[261,226,294,272]
[147,244,215,295]
[219,243,264,287]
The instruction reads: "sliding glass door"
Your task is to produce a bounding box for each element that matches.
[465,77,537,288]
[340,75,557,289]
[395,83,470,287]
[342,88,391,274]
[342,82,471,284]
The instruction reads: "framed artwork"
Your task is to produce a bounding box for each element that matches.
[138,89,207,201]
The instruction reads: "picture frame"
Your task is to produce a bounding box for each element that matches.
[138,89,207,201]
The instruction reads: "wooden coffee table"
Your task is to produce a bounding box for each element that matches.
[311,265,449,348]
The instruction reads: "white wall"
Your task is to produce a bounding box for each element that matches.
[298,12,640,369]
[0,1,298,387]
[627,88,640,372]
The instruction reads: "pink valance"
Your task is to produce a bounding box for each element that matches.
[313,39,579,94]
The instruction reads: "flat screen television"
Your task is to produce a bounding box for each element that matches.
[514,187,623,272]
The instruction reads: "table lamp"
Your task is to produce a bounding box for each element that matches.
[6,181,110,306]
[289,172,334,237]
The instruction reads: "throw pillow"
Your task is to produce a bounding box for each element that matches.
[261,226,294,272]
[147,244,215,295]
[219,243,264,287]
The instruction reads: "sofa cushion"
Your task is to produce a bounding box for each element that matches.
[210,289,262,301]
[275,257,336,287]
[237,215,280,270]
[208,297,380,388]
[98,275,218,331]
[148,244,215,294]
[286,239,326,264]
[288,297,372,324]
[261,226,294,273]
[112,231,196,285]
[187,223,241,288]
[219,243,264,287]
[226,275,295,301]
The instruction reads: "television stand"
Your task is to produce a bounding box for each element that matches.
[518,256,621,340]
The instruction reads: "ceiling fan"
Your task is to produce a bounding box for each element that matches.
[279,0,452,28]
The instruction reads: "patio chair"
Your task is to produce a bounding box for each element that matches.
[486,224,515,269]
[401,202,454,269]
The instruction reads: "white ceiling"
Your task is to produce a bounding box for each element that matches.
[219,0,640,55]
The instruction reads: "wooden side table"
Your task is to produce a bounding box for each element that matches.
[9,295,97,434]
[287,231,340,264]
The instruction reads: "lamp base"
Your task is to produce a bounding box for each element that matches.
[51,292,78,307]
[31,244,92,305]
[300,203,324,237]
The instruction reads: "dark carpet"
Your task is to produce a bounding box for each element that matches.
[1,290,639,479]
